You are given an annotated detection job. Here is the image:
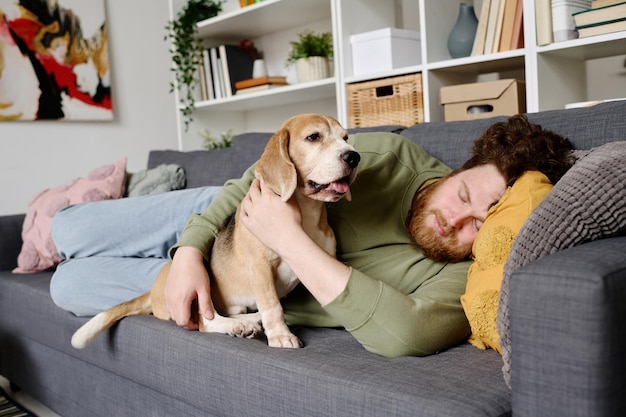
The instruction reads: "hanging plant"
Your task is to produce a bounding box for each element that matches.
[165,0,224,131]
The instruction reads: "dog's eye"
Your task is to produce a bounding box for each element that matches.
[343,135,349,142]
[306,133,321,142]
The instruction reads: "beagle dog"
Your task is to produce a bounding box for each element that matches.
[71,114,360,349]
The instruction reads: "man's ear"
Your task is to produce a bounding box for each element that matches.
[254,128,297,201]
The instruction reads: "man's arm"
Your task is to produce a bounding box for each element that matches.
[240,180,471,357]
[325,261,470,357]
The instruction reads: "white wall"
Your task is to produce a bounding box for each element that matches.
[0,0,179,215]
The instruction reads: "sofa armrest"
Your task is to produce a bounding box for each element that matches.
[0,214,24,271]
[510,236,626,417]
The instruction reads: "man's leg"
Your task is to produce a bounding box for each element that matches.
[50,257,168,316]
[51,186,223,259]
[49,186,223,316]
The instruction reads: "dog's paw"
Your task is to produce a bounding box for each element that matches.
[267,333,303,349]
[228,320,262,339]
[200,313,261,338]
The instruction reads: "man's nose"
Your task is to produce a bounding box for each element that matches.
[448,207,472,230]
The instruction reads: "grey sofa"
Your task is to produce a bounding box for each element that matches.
[1,101,625,417]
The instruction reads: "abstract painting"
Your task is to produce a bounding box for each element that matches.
[0,0,113,121]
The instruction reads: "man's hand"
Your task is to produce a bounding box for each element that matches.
[240,179,303,254]
[165,246,215,330]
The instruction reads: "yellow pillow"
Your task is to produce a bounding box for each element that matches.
[461,170,553,353]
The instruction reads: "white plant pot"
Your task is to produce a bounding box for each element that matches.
[295,57,330,83]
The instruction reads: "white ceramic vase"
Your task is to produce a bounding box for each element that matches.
[252,59,267,78]
[295,56,330,83]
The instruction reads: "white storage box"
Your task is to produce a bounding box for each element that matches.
[350,28,421,76]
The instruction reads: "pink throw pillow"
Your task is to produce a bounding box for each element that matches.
[13,157,127,274]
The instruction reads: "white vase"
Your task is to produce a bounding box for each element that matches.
[252,59,267,78]
[295,57,330,83]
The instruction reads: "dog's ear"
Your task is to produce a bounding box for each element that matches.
[255,128,297,201]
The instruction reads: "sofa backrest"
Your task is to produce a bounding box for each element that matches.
[149,101,625,187]
[148,126,405,188]
[401,100,626,170]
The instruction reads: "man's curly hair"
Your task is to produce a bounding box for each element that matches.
[460,115,576,185]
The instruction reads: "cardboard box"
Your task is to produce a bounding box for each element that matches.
[439,79,526,122]
[350,28,421,76]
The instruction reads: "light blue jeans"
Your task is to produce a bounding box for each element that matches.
[50,186,223,316]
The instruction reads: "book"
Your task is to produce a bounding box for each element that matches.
[216,53,227,98]
[499,0,520,52]
[202,49,215,100]
[484,0,502,54]
[573,2,626,27]
[235,84,287,95]
[197,56,208,101]
[491,0,508,53]
[235,76,288,90]
[471,0,492,55]
[510,0,525,50]
[218,44,255,97]
[577,17,626,36]
[592,0,624,8]
[535,0,554,46]
[209,47,223,99]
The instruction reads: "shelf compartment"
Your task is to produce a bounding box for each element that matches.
[537,32,626,60]
[193,77,337,111]
[347,73,424,128]
[427,50,526,73]
[196,0,332,39]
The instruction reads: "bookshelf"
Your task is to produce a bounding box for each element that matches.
[168,0,626,151]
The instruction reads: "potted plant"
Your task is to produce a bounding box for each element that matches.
[285,30,333,83]
[165,0,224,131]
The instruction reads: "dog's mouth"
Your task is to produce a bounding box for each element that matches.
[308,175,352,195]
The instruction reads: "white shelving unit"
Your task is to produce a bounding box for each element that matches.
[168,0,626,151]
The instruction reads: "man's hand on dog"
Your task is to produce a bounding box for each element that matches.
[240,179,303,254]
[166,246,215,329]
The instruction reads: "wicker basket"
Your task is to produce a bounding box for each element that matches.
[347,73,424,128]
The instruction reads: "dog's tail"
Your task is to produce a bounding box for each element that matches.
[71,292,152,349]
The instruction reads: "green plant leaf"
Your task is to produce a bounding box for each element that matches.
[165,0,224,131]
[286,30,333,65]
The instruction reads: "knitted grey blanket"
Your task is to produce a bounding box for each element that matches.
[125,164,186,197]
[497,141,626,388]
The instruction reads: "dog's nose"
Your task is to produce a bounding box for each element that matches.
[342,151,360,168]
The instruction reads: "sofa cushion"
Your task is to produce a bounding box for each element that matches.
[0,270,511,417]
[400,117,508,169]
[148,133,272,188]
[148,148,241,188]
[13,157,127,274]
[525,101,626,151]
[462,171,552,353]
[498,141,626,387]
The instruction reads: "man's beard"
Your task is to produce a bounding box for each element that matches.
[406,180,472,263]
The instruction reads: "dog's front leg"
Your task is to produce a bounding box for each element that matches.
[251,258,302,348]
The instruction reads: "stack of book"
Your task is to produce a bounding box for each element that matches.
[573,0,626,38]
[198,44,258,101]
[235,76,289,95]
[471,0,524,56]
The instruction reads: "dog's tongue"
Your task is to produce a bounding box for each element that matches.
[329,180,350,194]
